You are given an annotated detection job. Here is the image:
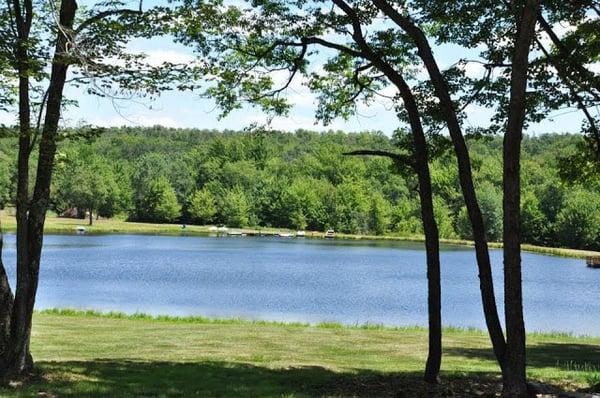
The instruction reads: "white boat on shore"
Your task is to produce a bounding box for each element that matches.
[324,229,335,239]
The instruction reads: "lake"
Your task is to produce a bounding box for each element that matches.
[2,234,599,335]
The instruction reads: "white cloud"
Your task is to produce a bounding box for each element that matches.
[90,114,183,128]
[268,70,316,107]
[142,49,196,67]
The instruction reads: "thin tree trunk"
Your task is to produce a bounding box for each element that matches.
[89,209,93,226]
[394,77,442,384]
[412,121,442,384]
[3,0,77,378]
[330,0,443,381]
[3,13,35,378]
[371,0,508,369]
[502,1,540,396]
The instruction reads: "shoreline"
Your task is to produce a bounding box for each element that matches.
[1,213,599,260]
[36,308,598,340]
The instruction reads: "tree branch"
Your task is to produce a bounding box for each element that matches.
[343,149,415,168]
[535,10,600,97]
[74,7,142,35]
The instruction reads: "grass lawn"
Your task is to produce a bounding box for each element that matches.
[1,311,599,397]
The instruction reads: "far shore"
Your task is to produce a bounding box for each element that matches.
[1,211,598,260]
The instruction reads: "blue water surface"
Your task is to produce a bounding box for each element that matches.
[2,234,598,335]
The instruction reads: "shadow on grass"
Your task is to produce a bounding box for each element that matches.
[2,360,507,398]
[445,342,600,371]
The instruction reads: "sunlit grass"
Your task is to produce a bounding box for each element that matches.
[0,311,598,396]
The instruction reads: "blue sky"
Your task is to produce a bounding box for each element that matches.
[0,5,594,136]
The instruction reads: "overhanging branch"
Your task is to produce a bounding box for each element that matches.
[343,149,415,168]
[74,6,143,35]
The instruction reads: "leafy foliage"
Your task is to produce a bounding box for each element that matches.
[1,127,596,249]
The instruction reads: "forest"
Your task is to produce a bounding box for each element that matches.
[1,127,597,250]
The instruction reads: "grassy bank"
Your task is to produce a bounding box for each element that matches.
[1,310,599,397]
[1,211,599,259]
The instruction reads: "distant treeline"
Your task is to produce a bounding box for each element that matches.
[0,127,598,250]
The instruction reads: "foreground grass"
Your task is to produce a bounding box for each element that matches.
[1,310,599,397]
[2,212,598,259]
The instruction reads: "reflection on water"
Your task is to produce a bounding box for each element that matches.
[2,233,598,336]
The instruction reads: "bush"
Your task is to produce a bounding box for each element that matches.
[188,188,217,224]
[555,190,600,250]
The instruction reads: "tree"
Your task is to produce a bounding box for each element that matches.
[175,0,469,382]
[520,190,546,245]
[501,3,540,392]
[555,190,600,250]
[368,192,391,235]
[178,1,599,392]
[188,188,217,224]
[53,149,122,225]
[221,188,250,227]
[456,183,502,242]
[141,177,182,223]
[0,0,176,377]
[0,158,12,208]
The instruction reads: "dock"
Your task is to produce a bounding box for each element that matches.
[586,256,600,268]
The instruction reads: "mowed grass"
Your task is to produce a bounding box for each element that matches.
[1,311,599,397]
[0,212,213,236]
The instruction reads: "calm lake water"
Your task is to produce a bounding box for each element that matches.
[2,234,599,335]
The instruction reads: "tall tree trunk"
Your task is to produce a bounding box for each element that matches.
[2,8,35,376]
[371,0,507,369]
[2,0,77,378]
[413,124,442,385]
[394,77,442,384]
[396,77,442,383]
[330,0,443,381]
[89,209,93,226]
[502,1,539,396]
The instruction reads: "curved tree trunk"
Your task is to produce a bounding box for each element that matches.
[413,128,442,384]
[394,78,443,384]
[371,0,508,369]
[331,0,444,380]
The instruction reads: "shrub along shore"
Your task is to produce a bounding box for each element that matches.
[1,212,598,260]
[0,309,598,397]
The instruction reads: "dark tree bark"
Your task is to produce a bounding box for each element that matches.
[0,0,35,378]
[0,0,78,378]
[89,209,93,226]
[410,106,442,384]
[332,0,442,382]
[502,1,540,396]
[372,0,507,369]
[0,223,13,374]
